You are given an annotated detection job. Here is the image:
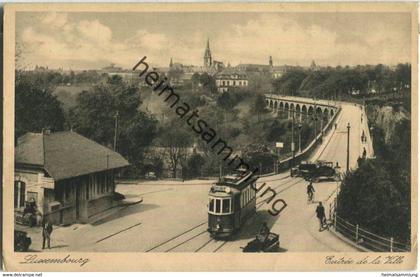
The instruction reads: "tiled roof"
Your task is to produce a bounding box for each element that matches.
[215,69,247,79]
[15,131,129,181]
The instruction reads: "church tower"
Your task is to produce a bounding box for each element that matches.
[169,57,173,68]
[204,38,212,68]
[269,56,273,67]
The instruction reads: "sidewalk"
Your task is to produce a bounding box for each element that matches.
[20,197,144,252]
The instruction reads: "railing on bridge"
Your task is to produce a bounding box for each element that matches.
[275,106,342,173]
[265,94,342,110]
[329,198,410,252]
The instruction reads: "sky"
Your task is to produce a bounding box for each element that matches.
[16,11,412,70]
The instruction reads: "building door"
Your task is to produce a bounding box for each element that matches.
[75,186,80,219]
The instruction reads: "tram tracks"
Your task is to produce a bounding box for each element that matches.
[146,175,304,253]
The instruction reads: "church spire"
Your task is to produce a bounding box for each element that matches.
[204,38,212,68]
[169,57,173,67]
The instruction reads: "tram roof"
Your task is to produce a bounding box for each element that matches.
[217,170,256,187]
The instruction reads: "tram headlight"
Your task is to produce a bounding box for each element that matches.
[224,187,231,193]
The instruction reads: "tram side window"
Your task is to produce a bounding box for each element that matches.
[209,198,215,212]
[215,199,221,213]
[222,199,230,213]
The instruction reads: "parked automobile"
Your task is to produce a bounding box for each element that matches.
[145,171,157,180]
[291,160,340,182]
[290,161,317,178]
[242,232,280,252]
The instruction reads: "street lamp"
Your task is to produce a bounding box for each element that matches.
[346,122,351,173]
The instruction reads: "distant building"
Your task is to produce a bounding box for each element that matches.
[236,63,271,73]
[271,66,290,79]
[101,63,123,72]
[215,69,248,92]
[14,131,129,225]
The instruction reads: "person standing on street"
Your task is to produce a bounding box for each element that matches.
[307,181,315,202]
[42,217,53,250]
[316,202,326,231]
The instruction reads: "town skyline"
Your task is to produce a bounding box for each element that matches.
[16,12,411,70]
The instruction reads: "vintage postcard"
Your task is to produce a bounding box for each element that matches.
[2,2,418,271]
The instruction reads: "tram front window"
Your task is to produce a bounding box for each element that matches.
[222,199,230,213]
[215,199,221,213]
[209,198,215,212]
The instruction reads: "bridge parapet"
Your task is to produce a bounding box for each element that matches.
[264,94,340,121]
[265,94,339,108]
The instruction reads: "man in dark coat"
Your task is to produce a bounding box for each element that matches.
[257,222,270,243]
[316,202,326,231]
[42,217,53,249]
[307,181,315,201]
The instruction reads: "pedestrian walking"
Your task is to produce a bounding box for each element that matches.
[42,217,53,249]
[315,202,326,231]
[334,123,337,130]
[307,181,315,202]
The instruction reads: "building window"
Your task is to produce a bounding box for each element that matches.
[233,81,236,86]
[14,181,26,208]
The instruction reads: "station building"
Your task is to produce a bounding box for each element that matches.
[14,130,129,225]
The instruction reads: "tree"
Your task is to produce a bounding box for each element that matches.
[272,70,308,96]
[199,73,217,94]
[191,72,201,92]
[160,125,193,178]
[15,77,65,140]
[69,76,158,175]
[217,91,235,111]
[337,160,410,243]
[186,153,206,178]
[253,94,267,122]
[266,120,286,142]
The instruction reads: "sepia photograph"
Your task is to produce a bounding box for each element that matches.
[2,2,417,272]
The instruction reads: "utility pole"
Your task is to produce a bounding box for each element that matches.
[113,111,119,151]
[346,122,351,173]
[291,109,295,172]
[298,123,302,153]
[313,98,318,142]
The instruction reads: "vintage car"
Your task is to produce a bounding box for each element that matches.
[242,232,280,252]
[145,171,158,180]
[290,161,317,178]
[14,230,31,252]
[291,160,340,182]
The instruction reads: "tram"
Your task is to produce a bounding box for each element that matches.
[207,169,258,238]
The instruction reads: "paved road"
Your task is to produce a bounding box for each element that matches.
[29,102,372,252]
